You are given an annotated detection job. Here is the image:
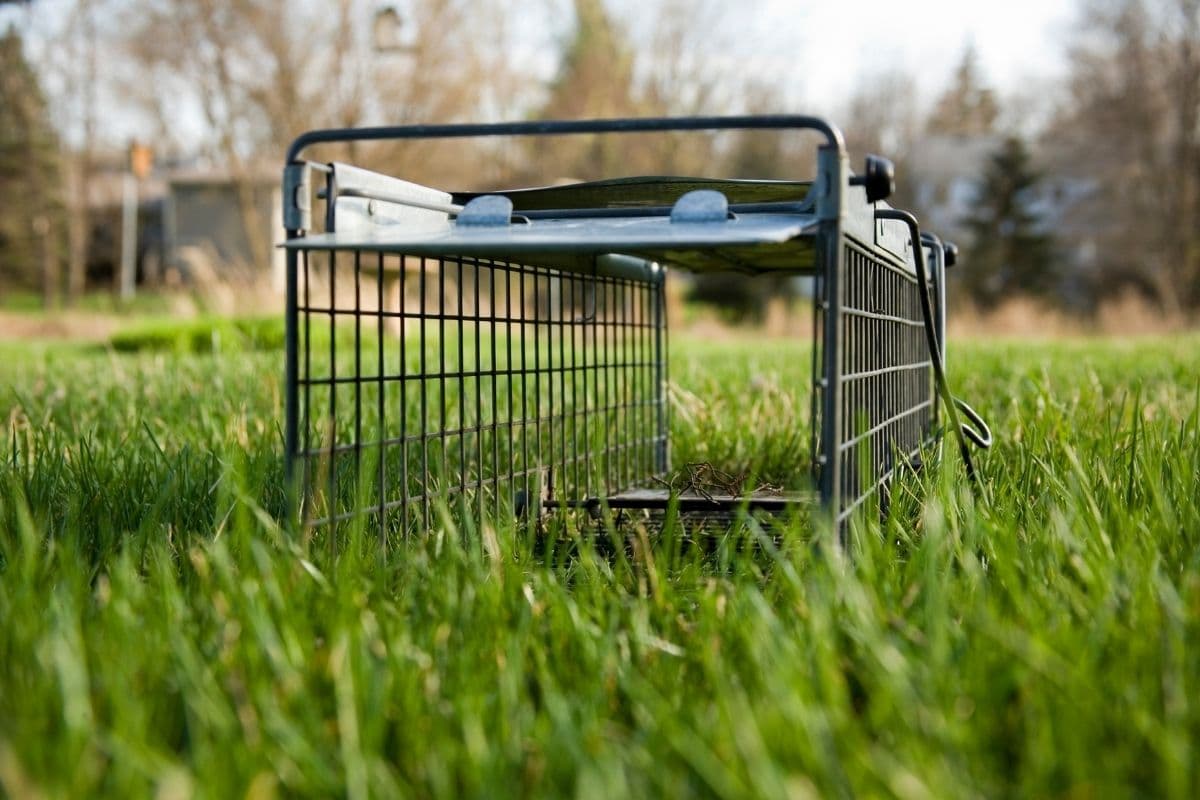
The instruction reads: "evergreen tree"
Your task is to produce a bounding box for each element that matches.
[929,45,999,137]
[536,0,640,180]
[0,25,64,305]
[960,136,1057,307]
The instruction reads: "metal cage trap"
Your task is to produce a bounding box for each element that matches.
[281,116,990,538]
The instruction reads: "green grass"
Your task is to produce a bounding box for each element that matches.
[1,333,1199,797]
[1,289,177,316]
[108,316,285,354]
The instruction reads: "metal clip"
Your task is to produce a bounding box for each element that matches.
[669,189,729,224]
[457,195,513,227]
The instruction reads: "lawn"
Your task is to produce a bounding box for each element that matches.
[1,332,1198,797]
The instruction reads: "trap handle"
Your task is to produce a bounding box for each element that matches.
[875,208,993,485]
[285,115,845,166]
[284,116,849,234]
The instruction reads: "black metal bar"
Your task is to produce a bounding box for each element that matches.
[354,250,363,482]
[284,245,298,486]
[399,254,409,535]
[621,279,632,489]
[293,307,662,329]
[921,231,947,426]
[286,115,844,166]
[303,250,312,520]
[574,270,587,499]
[838,399,934,451]
[418,257,429,529]
[474,257,484,524]
[520,264,530,510]
[534,266,544,502]
[843,361,933,382]
[603,276,613,492]
[490,260,501,521]
[505,263,515,517]
[455,259,464,501]
[557,266,567,498]
[583,267,594,498]
[376,251,386,546]
[638,279,647,486]
[327,249,337,542]
[876,208,986,484]
[657,266,669,476]
[818,218,844,515]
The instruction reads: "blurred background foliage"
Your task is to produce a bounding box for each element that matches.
[1,0,1199,324]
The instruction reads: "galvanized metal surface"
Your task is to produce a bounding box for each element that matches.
[456,195,515,227]
[282,213,820,276]
[329,162,454,235]
[454,175,813,211]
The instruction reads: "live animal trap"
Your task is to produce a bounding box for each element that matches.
[282,116,990,536]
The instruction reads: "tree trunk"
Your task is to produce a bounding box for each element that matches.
[66,155,89,305]
[37,216,58,309]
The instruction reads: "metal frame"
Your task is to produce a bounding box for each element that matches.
[281,115,955,535]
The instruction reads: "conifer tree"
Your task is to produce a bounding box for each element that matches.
[536,0,640,180]
[0,25,64,305]
[929,45,999,137]
[960,136,1057,307]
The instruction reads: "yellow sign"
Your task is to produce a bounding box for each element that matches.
[129,142,154,180]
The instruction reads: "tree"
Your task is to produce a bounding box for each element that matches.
[119,0,359,274]
[1047,0,1200,312]
[692,81,808,323]
[960,136,1056,307]
[0,25,64,306]
[534,0,642,181]
[62,0,99,305]
[117,0,505,273]
[843,69,920,210]
[928,44,999,137]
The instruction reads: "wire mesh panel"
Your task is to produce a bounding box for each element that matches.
[812,235,939,523]
[278,116,979,539]
[289,247,668,534]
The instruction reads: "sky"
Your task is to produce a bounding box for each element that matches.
[1,0,1081,141]
[730,0,1079,110]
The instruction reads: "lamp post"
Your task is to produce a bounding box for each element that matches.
[117,140,153,301]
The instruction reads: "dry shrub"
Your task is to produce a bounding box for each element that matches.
[0,311,121,341]
[949,291,1194,338]
[1092,290,1192,336]
[676,290,1195,341]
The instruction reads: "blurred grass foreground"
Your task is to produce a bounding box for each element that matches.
[1,329,1199,797]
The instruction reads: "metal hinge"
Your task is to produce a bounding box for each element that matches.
[283,163,312,231]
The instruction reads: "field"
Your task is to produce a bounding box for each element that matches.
[2,332,1199,797]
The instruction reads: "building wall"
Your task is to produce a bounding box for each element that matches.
[166,180,283,286]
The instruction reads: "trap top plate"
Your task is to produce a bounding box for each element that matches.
[285,212,821,275]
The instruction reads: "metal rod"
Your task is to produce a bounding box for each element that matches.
[419,257,429,529]
[338,186,464,216]
[327,248,337,550]
[284,242,298,492]
[875,208,988,484]
[376,250,386,547]
[286,115,845,166]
